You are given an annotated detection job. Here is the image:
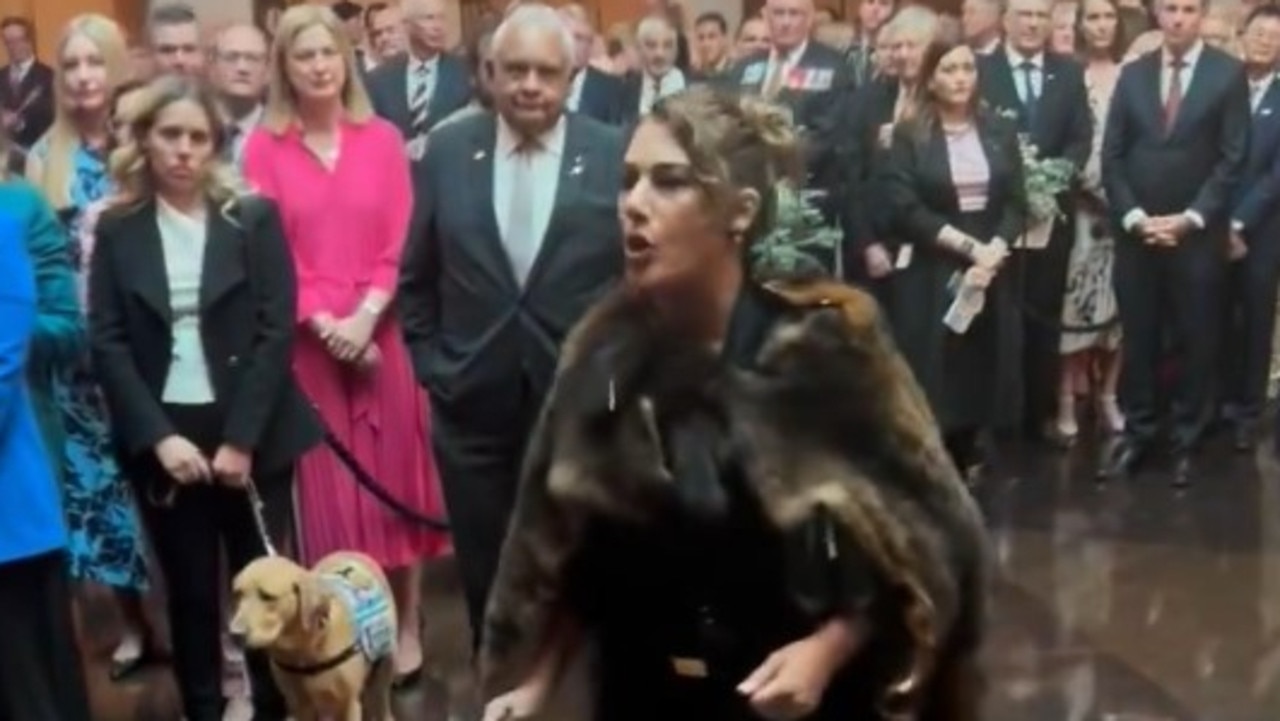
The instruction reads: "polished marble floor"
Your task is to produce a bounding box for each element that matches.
[79,438,1280,720]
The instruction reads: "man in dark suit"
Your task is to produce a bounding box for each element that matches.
[0,17,52,150]
[365,0,471,153]
[1101,0,1250,486]
[1221,5,1280,450]
[728,0,856,271]
[399,2,624,640]
[559,3,624,124]
[620,14,688,124]
[978,0,1092,439]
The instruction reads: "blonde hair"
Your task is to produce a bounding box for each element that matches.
[107,74,243,211]
[34,14,129,209]
[262,4,374,134]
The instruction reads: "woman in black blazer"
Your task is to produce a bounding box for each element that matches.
[884,36,1027,473]
[87,75,319,721]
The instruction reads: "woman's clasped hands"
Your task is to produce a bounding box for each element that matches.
[154,437,252,488]
[311,311,380,370]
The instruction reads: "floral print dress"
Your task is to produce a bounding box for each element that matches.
[1060,65,1122,355]
[31,137,148,591]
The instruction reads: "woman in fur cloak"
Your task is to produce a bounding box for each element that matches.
[479,86,992,721]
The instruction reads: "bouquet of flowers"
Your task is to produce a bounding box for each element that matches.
[751,183,842,278]
[1021,137,1076,224]
[1018,137,1076,249]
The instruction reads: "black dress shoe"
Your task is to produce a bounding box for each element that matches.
[1171,452,1194,489]
[1098,439,1146,479]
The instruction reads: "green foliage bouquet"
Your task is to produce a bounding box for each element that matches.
[750,183,842,278]
[1020,137,1077,225]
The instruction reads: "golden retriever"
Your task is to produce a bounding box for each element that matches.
[230,552,397,721]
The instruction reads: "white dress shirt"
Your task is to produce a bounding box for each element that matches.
[1004,47,1044,103]
[156,199,215,405]
[1249,72,1275,114]
[568,69,587,112]
[637,68,686,115]
[406,54,440,107]
[1160,41,1204,103]
[765,41,809,90]
[494,115,565,280]
[1121,41,1208,233]
[228,104,263,167]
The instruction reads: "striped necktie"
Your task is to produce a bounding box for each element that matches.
[409,63,431,137]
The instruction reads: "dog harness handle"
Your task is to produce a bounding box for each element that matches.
[244,477,277,557]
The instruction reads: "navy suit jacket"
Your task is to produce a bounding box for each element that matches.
[1102,46,1250,232]
[365,54,473,138]
[0,211,67,564]
[1233,80,1280,236]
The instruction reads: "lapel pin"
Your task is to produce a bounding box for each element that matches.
[1264,108,1274,116]
[474,149,487,160]
[570,155,585,175]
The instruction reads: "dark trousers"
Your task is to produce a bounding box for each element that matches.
[431,395,538,647]
[1016,227,1072,430]
[129,404,290,721]
[0,551,92,721]
[1114,234,1226,451]
[1221,238,1280,424]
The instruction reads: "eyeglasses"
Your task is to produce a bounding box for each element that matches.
[216,50,267,65]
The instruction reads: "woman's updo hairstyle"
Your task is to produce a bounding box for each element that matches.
[649,85,802,241]
[108,73,242,209]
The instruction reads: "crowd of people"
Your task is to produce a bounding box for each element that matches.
[0,0,1274,719]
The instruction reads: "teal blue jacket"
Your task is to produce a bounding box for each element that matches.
[0,179,82,481]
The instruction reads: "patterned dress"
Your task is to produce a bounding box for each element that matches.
[31,138,148,590]
[1060,65,1122,354]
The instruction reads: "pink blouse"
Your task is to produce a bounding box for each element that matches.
[241,117,411,323]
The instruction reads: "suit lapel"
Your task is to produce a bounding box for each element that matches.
[525,117,588,286]
[428,57,456,123]
[470,116,517,288]
[989,53,1024,118]
[127,202,172,323]
[200,202,245,310]
[1138,53,1165,135]
[387,58,412,131]
[1171,52,1212,136]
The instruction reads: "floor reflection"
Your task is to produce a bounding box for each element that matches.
[78,441,1280,720]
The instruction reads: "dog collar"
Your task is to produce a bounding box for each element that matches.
[271,644,361,676]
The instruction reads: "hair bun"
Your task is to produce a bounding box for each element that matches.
[737,94,802,184]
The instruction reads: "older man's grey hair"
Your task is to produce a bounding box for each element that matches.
[491,3,576,67]
[635,14,678,43]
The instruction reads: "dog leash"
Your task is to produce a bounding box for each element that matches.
[244,476,278,558]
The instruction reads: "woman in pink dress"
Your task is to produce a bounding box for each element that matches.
[242,4,445,681]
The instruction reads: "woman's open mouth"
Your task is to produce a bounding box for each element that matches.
[623,233,653,258]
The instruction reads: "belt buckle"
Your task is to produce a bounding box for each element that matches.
[670,656,709,678]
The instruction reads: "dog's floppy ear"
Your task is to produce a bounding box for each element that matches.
[295,576,331,632]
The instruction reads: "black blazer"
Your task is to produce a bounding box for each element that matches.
[885,112,1027,247]
[0,61,53,149]
[1233,80,1280,237]
[574,67,624,125]
[365,54,473,138]
[88,195,320,473]
[399,111,624,422]
[1102,45,1250,230]
[977,49,1092,170]
[842,78,904,269]
[726,44,858,195]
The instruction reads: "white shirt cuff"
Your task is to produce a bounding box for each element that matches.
[1122,209,1147,232]
[1183,210,1205,229]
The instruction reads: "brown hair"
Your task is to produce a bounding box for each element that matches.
[1075,0,1128,62]
[648,85,801,242]
[908,36,981,136]
[108,74,242,209]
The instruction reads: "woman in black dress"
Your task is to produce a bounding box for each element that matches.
[884,37,1027,472]
[478,85,990,721]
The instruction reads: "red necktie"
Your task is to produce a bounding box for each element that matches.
[1163,58,1186,133]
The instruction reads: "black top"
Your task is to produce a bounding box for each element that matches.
[563,284,892,720]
